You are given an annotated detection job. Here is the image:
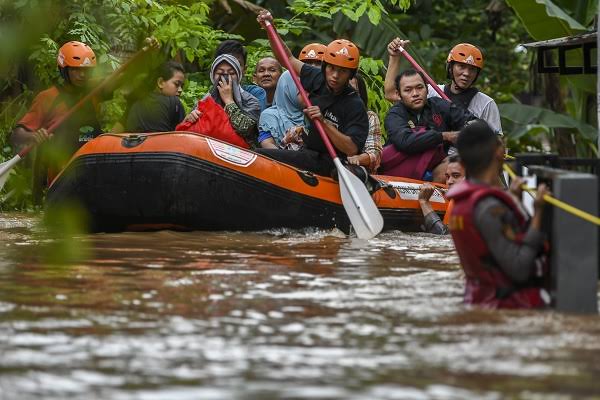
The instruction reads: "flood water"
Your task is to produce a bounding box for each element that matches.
[1,213,599,400]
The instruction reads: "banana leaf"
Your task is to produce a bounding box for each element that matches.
[499,103,597,140]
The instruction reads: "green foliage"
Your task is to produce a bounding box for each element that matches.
[0,93,38,212]
[28,36,60,90]
[504,0,596,156]
[359,57,391,140]
[179,74,212,113]
[500,103,598,156]
[289,0,411,24]
[506,0,586,40]
[137,1,227,63]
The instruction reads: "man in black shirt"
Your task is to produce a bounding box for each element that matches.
[382,68,473,181]
[256,11,368,177]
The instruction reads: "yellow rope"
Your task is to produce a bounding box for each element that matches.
[502,163,600,226]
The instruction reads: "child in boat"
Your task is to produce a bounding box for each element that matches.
[447,119,550,309]
[346,73,383,174]
[124,60,186,133]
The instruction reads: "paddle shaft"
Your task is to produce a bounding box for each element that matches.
[397,46,450,102]
[17,43,154,159]
[264,21,337,160]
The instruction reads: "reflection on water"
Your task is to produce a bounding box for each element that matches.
[0,213,599,400]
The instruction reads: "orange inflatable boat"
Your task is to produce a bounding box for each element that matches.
[46,132,448,233]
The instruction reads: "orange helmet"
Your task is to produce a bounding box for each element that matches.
[323,39,360,69]
[447,43,484,69]
[299,43,327,62]
[57,41,96,68]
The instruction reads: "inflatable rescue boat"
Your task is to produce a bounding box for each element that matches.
[46,132,448,233]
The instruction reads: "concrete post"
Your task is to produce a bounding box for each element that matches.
[531,166,599,313]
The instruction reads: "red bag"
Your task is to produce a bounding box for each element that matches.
[176,96,250,149]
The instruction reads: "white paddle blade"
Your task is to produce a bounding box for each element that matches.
[0,154,21,191]
[334,158,384,239]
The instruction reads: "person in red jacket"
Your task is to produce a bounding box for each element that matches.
[11,41,101,154]
[446,119,551,309]
[10,41,104,186]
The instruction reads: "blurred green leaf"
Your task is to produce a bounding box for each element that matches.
[500,103,597,140]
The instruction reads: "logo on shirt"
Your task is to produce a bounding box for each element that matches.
[432,113,443,127]
[78,126,95,142]
[408,120,415,129]
[323,110,339,129]
[336,47,349,56]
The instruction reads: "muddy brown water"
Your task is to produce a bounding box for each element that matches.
[1,213,599,400]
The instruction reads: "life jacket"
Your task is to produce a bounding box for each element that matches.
[446,180,549,309]
[176,96,250,149]
[380,126,446,180]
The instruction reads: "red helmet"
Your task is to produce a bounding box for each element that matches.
[447,43,484,69]
[57,41,96,68]
[299,43,326,62]
[323,39,360,69]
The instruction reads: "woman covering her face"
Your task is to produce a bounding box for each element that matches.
[208,54,260,146]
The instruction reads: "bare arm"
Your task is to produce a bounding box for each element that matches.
[259,137,278,149]
[10,126,35,149]
[322,121,358,156]
[418,183,448,234]
[304,106,358,156]
[10,126,51,152]
[257,11,304,76]
[384,38,409,103]
[347,152,371,167]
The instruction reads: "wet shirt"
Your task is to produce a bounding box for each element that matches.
[299,64,369,156]
[126,93,185,133]
[423,211,449,235]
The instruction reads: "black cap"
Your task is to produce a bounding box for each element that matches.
[456,119,496,153]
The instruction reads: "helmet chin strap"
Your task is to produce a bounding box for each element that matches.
[448,62,480,93]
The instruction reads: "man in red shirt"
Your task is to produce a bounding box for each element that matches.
[11,41,102,178]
